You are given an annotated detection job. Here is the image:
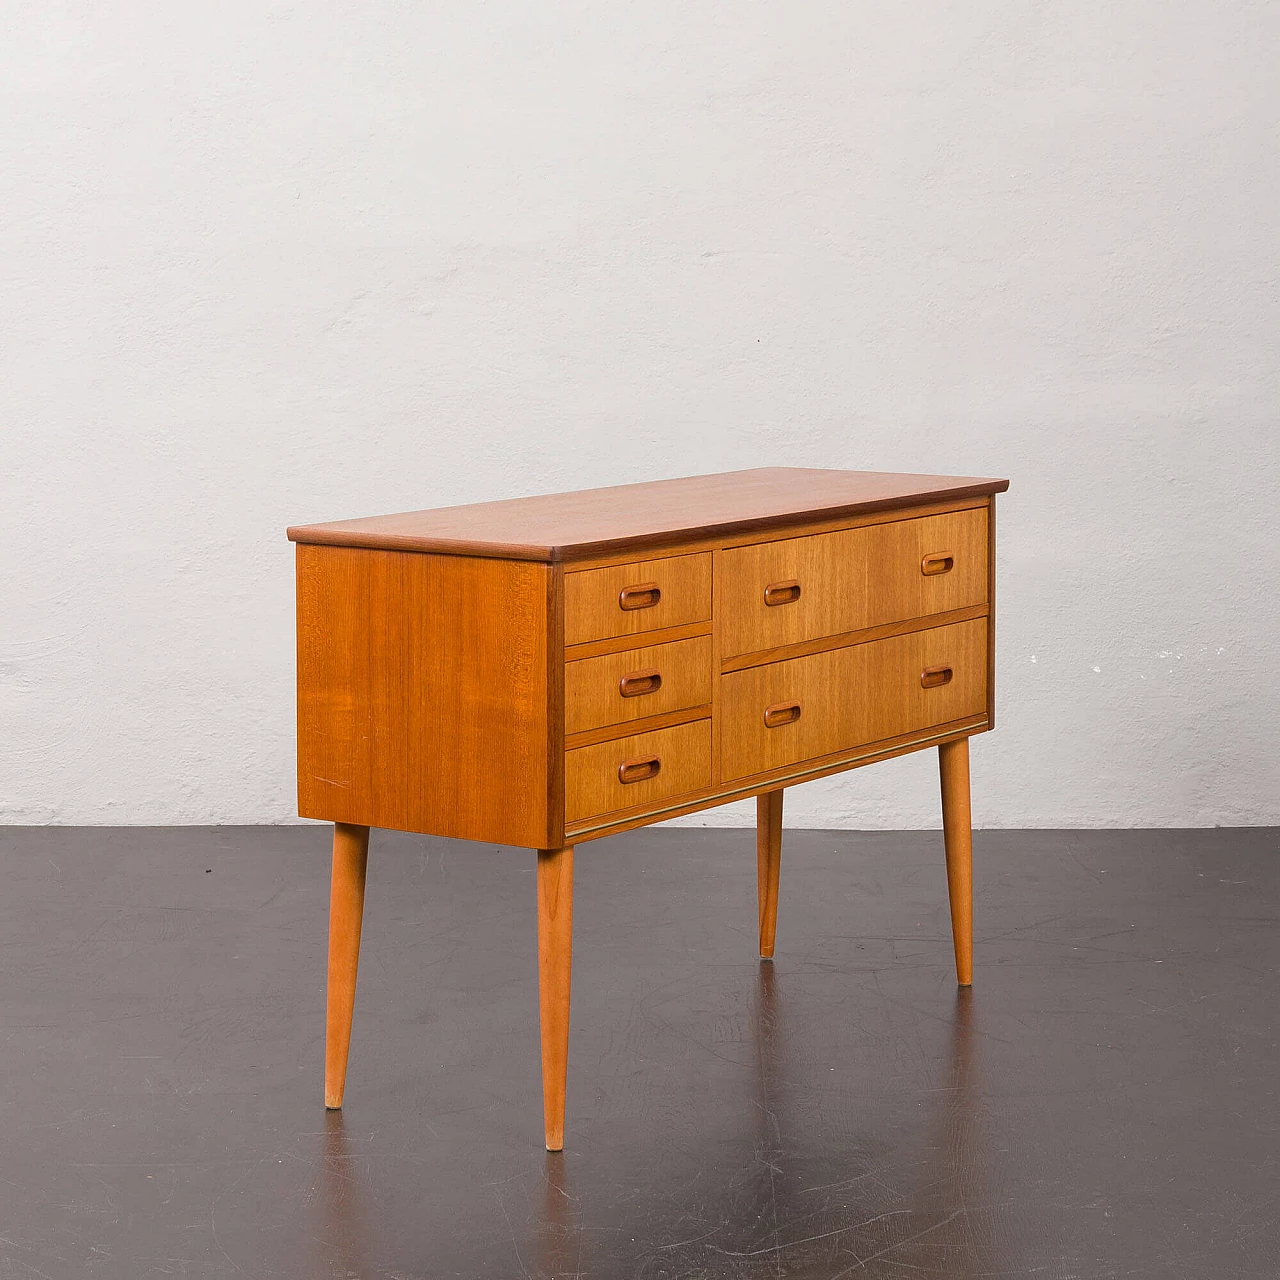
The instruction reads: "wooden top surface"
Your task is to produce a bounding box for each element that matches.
[287,467,1009,563]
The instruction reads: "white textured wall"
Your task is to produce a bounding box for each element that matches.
[3,3,1277,828]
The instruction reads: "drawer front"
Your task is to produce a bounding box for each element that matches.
[565,553,711,646]
[566,719,712,824]
[719,618,987,782]
[565,636,712,735]
[717,508,987,659]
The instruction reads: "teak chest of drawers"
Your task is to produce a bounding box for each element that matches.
[288,466,1009,1150]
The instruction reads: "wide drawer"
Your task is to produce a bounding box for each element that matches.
[565,636,712,735]
[565,719,711,825]
[719,618,987,782]
[717,508,987,659]
[564,553,711,646]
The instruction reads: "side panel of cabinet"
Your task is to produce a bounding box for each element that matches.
[296,545,559,848]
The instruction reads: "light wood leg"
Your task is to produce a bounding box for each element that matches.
[325,822,370,1109]
[537,845,574,1151]
[938,738,973,987]
[756,790,783,959]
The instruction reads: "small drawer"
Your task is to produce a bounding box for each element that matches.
[719,618,987,782]
[565,719,711,825]
[564,553,711,646]
[565,636,712,736]
[717,508,988,659]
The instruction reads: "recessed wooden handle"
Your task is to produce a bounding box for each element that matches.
[763,579,801,607]
[619,582,661,611]
[921,665,954,689]
[763,700,802,728]
[619,668,662,698]
[921,552,955,576]
[618,755,661,784]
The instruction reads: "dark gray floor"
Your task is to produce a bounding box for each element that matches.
[1,825,1277,1279]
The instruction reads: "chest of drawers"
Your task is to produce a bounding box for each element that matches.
[288,466,1008,1149]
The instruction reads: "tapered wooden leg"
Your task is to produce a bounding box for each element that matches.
[325,822,370,1109]
[756,790,783,959]
[537,845,574,1151]
[938,738,973,987]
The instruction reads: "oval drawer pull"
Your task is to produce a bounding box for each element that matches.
[763,700,802,728]
[763,579,801,607]
[618,754,662,784]
[619,668,663,698]
[921,665,953,689]
[921,551,955,576]
[619,581,661,611]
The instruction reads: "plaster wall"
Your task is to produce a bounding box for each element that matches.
[3,3,1277,826]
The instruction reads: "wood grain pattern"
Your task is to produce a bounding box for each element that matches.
[719,618,988,782]
[987,495,997,730]
[296,545,555,848]
[537,845,573,1151]
[720,603,988,674]
[710,531,725,787]
[564,719,711,825]
[756,791,783,959]
[564,705,710,751]
[564,619,710,662]
[716,508,988,659]
[565,718,986,843]
[325,822,369,1109]
[563,497,991,572]
[564,636,711,735]
[939,738,974,986]
[546,564,566,850]
[564,553,711,646]
[288,468,1009,563]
